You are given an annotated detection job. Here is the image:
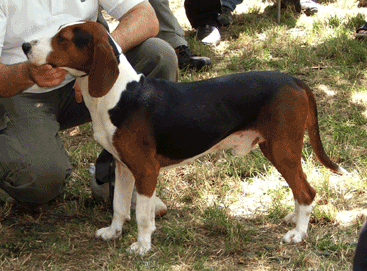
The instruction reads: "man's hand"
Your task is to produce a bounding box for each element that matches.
[0,62,68,98]
[28,63,68,88]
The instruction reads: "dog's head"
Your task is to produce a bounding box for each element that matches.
[22,21,119,97]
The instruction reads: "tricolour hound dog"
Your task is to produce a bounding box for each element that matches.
[22,21,347,255]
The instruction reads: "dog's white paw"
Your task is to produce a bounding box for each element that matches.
[127,242,151,255]
[95,226,122,241]
[284,212,297,224]
[283,228,307,243]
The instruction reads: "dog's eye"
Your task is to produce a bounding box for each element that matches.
[57,35,66,43]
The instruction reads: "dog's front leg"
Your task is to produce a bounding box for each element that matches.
[128,190,156,255]
[96,160,134,240]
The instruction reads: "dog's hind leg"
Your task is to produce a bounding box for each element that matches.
[96,160,135,240]
[283,201,312,243]
[260,143,302,227]
[283,199,300,224]
[259,140,316,243]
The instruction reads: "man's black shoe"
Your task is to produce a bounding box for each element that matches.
[282,0,302,12]
[300,0,319,15]
[282,0,319,15]
[175,45,211,71]
[218,6,234,27]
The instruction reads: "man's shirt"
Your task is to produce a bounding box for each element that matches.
[0,0,144,93]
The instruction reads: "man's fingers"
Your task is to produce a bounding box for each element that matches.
[28,63,68,87]
[56,69,68,77]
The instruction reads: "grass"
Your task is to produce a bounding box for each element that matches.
[1,0,367,270]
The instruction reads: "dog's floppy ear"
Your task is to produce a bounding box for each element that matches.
[88,35,119,98]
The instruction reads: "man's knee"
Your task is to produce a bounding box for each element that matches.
[126,37,179,82]
[149,38,179,81]
[1,161,71,204]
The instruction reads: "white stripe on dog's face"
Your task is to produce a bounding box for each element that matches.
[58,21,85,30]
[25,37,53,66]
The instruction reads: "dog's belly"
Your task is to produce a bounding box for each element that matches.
[162,130,263,170]
[212,130,263,155]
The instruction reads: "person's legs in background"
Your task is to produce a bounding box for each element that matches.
[218,0,243,27]
[184,0,222,46]
[149,0,211,70]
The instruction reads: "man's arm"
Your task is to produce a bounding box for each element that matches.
[110,1,159,53]
[0,1,158,98]
[0,62,68,98]
[0,62,33,97]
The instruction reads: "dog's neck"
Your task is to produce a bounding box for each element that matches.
[76,48,141,103]
[107,33,121,64]
[107,33,142,83]
[116,53,142,83]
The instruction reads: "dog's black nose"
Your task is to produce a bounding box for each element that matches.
[22,42,32,55]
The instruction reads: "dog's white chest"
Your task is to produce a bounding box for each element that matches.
[77,77,119,158]
[76,63,142,161]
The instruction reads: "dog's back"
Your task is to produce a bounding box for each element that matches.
[108,71,304,160]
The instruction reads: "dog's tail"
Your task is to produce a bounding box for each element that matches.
[296,79,348,175]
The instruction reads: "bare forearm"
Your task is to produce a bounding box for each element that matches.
[0,62,34,97]
[111,1,159,53]
[0,62,68,98]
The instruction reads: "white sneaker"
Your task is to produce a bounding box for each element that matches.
[196,25,221,46]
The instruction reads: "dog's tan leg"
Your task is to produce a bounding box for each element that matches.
[283,170,308,225]
[96,160,135,240]
[260,139,316,243]
[281,165,315,243]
